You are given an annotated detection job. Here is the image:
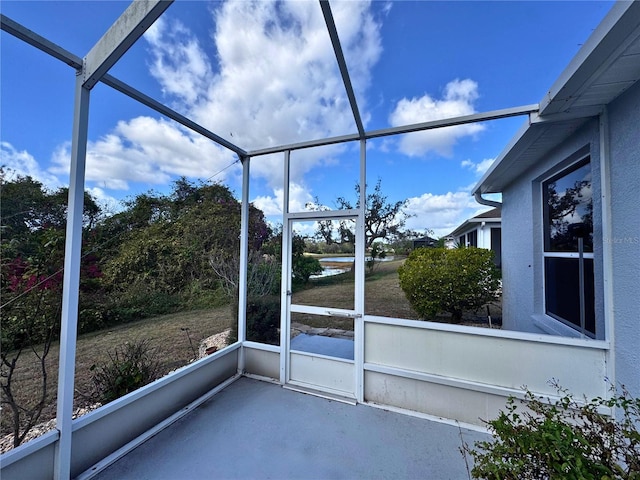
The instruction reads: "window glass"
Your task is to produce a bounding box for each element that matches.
[543,160,593,252]
[468,230,478,247]
[542,157,596,337]
[545,257,595,336]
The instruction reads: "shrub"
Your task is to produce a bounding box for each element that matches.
[229,295,281,345]
[210,249,280,299]
[462,384,640,479]
[398,247,500,322]
[89,339,161,403]
[292,255,322,284]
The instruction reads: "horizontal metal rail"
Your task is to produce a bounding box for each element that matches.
[1,14,247,157]
[249,104,539,157]
[100,75,247,156]
[1,14,82,68]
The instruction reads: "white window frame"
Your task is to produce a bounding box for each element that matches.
[540,153,595,338]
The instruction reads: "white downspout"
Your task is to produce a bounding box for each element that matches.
[599,107,615,395]
[474,192,502,208]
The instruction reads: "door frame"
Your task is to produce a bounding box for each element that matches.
[280,210,364,398]
[277,146,366,401]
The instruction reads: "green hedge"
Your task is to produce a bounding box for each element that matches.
[398,247,500,323]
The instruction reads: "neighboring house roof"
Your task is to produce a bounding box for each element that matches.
[474,1,640,195]
[448,207,501,238]
[412,235,437,246]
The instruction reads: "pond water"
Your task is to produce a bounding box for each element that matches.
[310,266,350,279]
[319,256,395,263]
[310,255,395,278]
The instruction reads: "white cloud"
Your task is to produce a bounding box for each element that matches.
[461,157,495,176]
[145,17,212,105]
[251,182,315,217]
[143,0,382,197]
[1,142,62,189]
[7,0,383,212]
[49,117,239,191]
[86,187,123,215]
[389,79,485,157]
[252,193,282,217]
[404,191,484,238]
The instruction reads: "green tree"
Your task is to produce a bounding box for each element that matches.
[333,178,411,248]
[101,179,271,319]
[291,234,322,284]
[366,241,386,274]
[1,171,103,447]
[398,247,501,323]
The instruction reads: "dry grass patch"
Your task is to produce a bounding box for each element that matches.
[1,307,234,443]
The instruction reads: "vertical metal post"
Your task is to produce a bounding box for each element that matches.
[279,151,291,384]
[54,73,90,480]
[599,107,615,389]
[237,156,250,373]
[355,139,366,403]
[578,237,586,337]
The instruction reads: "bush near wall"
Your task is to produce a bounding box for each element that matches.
[398,247,501,323]
[462,385,640,479]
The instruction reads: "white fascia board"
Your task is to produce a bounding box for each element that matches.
[472,120,532,195]
[540,1,640,114]
[448,219,499,239]
[83,1,173,89]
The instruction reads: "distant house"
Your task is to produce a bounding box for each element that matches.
[473,1,639,396]
[411,235,437,249]
[446,207,502,267]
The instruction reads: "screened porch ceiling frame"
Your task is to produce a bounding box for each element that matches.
[0,4,540,158]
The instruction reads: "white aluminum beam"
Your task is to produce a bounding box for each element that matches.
[279,151,292,385]
[101,74,247,156]
[54,75,91,480]
[320,0,365,138]
[0,14,82,69]
[2,14,537,162]
[250,133,361,157]
[1,15,246,156]
[83,0,173,89]
[237,156,250,373]
[249,104,539,157]
[366,104,539,140]
[355,139,366,403]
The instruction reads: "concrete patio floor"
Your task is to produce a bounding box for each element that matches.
[93,377,490,479]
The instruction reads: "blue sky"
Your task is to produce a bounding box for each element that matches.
[1,0,614,237]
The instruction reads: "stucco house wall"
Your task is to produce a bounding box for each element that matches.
[500,80,639,397]
[606,80,640,398]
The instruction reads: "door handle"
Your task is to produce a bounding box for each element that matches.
[325,310,362,318]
